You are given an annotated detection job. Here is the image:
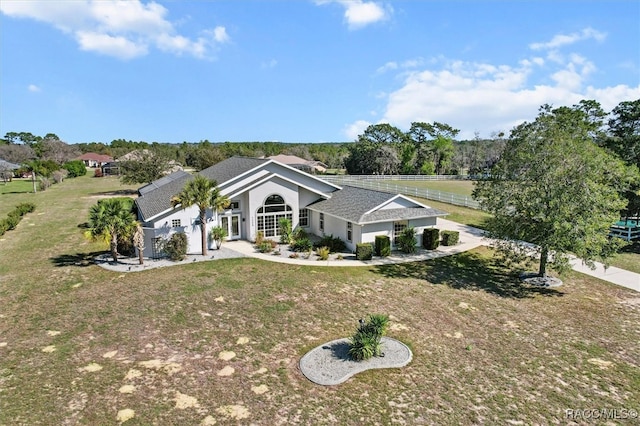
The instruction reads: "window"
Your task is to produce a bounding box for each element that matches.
[256,194,292,238]
[299,208,309,227]
[347,221,352,242]
[319,213,324,232]
[229,201,240,210]
[171,219,182,228]
[393,221,407,245]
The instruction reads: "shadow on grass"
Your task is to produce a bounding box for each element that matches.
[88,189,138,197]
[374,251,563,299]
[50,251,105,267]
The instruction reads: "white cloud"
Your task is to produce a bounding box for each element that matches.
[346,53,639,140]
[342,27,638,140]
[261,59,278,69]
[0,0,230,60]
[28,84,41,93]
[529,27,606,51]
[316,0,391,29]
[343,119,371,140]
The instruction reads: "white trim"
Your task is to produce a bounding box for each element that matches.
[224,171,333,201]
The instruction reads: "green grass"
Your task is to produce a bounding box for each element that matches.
[386,179,476,196]
[0,179,34,196]
[1,174,639,425]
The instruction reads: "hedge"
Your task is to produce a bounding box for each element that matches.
[355,243,373,260]
[374,235,391,257]
[441,230,460,246]
[422,228,440,250]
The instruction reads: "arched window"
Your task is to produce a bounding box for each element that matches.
[256,194,293,237]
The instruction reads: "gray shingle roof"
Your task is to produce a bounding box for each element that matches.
[307,185,447,224]
[135,172,193,221]
[135,157,270,221]
[0,159,20,170]
[199,156,269,186]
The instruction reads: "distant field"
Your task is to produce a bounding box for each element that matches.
[386,179,476,196]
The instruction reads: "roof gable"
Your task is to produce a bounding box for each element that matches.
[307,185,447,224]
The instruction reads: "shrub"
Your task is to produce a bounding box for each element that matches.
[39,177,51,191]
[3,215,19,231]
[255,230,265,245]
[397,227,417,253]
[278,218,292,244]
[292,227,307,241]
[209,226,227,249]
[256,240,275,253]
[291,237,313,252]
[0,221,7,236]
[441,230,460,246]
[52,170,68,184]
[257,241,273,253]
[94,168,103,178]
[348,314,389,361]
[374,235,391,257]
[316,246,330,260]
[164,232,188,261]
[355,243,373,260]
[15,203,36,216]
[422,228,440,250]
[313,234,346,253]
[63,160,88,178]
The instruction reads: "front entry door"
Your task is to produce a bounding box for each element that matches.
[221,214,241,240]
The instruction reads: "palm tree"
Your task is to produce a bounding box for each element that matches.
[85,198,138,263]
[171,175,230,256]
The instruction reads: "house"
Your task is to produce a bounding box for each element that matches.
[267,154,328,174]
[78,153,114,168]
[134,156,447,258]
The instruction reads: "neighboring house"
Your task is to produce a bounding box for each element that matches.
[0,159,20,182]
[268,154,328,174]
[78,153,114,168]
[134,156,447,258]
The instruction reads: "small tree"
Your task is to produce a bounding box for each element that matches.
[210,226,227,249]
[278,218,292,244]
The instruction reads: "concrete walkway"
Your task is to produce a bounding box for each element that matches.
[96,218,639,292]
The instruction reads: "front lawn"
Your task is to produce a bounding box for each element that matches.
[0,174,638,425]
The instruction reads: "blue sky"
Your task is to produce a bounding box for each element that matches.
[1,0,639,144]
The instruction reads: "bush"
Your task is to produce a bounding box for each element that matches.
[15,203,36,216]
[39,177,51,191]
[94,168,103,178]
[3,215,20,231]
[278,218,292,244]
[355,243,373,260]
[397,227,417,253]
[63,160,88,178]
[316,246,330,260]
[255,230,265,245]
[348,314,389,361]
[52,170,68,184]
[422,228,440,250]
[313,234,346,253]
[257,241,273,253]
[292,227,307,241]
[164,232,188,261]
[375,235,391,257]
[291,237,313,252]
[0,221,7,236]
[441,230,460,246]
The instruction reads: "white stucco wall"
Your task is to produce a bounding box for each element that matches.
[246,176,299,241]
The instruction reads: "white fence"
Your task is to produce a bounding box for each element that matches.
[322,176,482,210]
[326,174,472,181]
